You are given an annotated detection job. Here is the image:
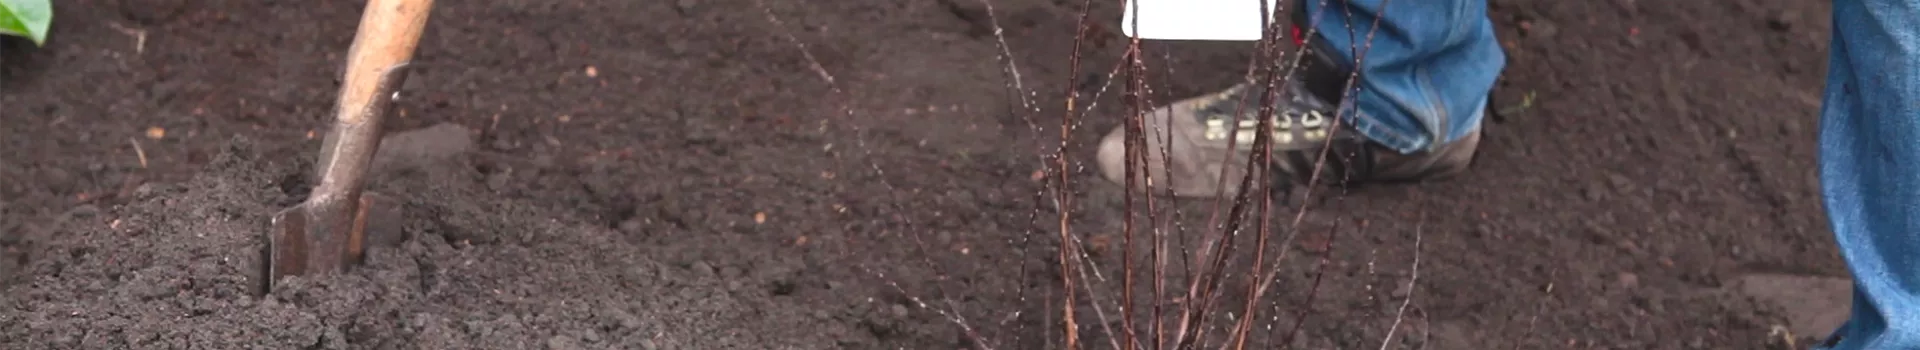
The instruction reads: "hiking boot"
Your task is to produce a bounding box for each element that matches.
[1094,14,1482,197]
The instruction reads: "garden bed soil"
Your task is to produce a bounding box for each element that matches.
[0,0,1849,348]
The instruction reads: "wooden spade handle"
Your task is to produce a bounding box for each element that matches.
[336,0,434,124]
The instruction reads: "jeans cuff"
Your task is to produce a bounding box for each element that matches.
[1344,109,1429,154]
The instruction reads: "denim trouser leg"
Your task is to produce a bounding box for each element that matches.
[1815,0,1920,349]
[1301,0,1505,154]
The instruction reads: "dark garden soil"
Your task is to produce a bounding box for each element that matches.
[0,0,1848,348]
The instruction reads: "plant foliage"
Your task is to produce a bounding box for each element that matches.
[0,0,52,46]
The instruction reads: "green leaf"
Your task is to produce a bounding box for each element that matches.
[0,0,52,46]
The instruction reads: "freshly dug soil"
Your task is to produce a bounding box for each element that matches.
[2,136,921,349]
[0,0,1847,348]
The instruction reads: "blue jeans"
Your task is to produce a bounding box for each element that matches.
[1313,0,1920,347]
[1814,0,1920,348]
[1300,0,1505,154]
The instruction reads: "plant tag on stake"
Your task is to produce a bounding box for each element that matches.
[1119,0,1281,41]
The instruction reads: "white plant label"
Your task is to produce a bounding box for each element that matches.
[1119,0,1283,41]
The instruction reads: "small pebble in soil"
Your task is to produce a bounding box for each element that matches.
[532,154,555,169]
[615,310,643,329]
[666,41,691,56]
[1618,272,1641,289]
[1520,20,1558,39]
[547,335,578,350]
[618,219,644,234]
[70,205,100,218]
[690,261,715,278]
[487,173,510,191]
